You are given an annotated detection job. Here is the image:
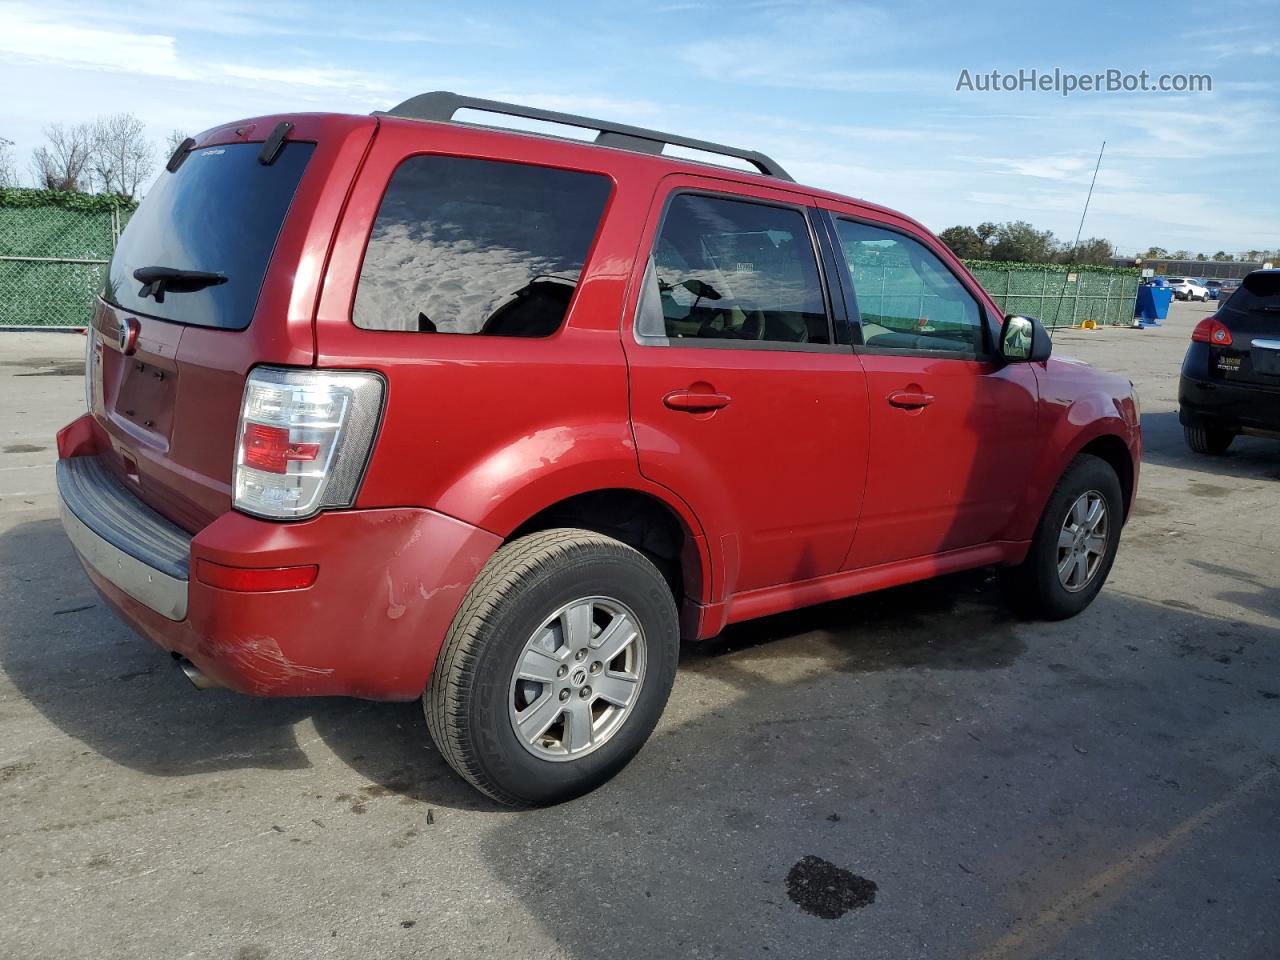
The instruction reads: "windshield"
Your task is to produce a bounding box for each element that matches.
[104,141,315,329]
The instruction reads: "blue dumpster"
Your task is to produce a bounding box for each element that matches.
[1134,284,1172,326]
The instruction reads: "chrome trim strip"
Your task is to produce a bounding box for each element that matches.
[1251,339,1280,351]
[59,496,189,621]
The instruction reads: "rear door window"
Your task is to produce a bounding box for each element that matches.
[105,142,315,329]
[353,156,612,336]
[635,193,831,346]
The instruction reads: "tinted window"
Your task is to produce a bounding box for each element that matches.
[353,156,611,336]
[834,219,984,353]
[636,193,830,345]
[1221,272,1280,316]
[105,142,314,329]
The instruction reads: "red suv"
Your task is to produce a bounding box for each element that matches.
[56,93,1141,805]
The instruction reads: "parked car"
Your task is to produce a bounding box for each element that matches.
[56,92,1142,805]
[1180,269,1280,454]
[1216,278,1242,301]
[1204,279,1225,300]
[1164,277,1210,301]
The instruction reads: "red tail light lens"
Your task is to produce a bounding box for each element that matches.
[195,560,318,592]
[241,423,320,475]
[1191,316,1232,346]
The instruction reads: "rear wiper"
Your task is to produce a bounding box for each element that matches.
[133,266,227,304]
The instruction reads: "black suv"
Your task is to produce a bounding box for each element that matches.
[1180,269,1280,454]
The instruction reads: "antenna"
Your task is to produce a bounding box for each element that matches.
[1049,140,1106,334]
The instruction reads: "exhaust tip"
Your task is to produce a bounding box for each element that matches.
[173,654,219,690]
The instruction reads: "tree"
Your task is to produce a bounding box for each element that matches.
[1212,251,1234,261]
[1066,237,1113,266]
[989,220,1058,263]
[0,136,17,188]
[1194,253,1208,261]
[165,130,190,155]
[1171,249,1192,260]
[90,113,154,199]
[938,225,986,259]
[30,122,93,191]
[976,222,997,246]
[1142,246,1168,259]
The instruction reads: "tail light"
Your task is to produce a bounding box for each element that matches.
[233,367,385,520]
[1191,316,1232,346]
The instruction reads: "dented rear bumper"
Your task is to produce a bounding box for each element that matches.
[57,415,501,700]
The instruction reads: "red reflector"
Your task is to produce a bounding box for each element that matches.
[242,423,320,474]
[196,560,318,592]
[1191,316,1232,346]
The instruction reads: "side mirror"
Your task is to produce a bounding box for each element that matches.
[1000,315,1052,363]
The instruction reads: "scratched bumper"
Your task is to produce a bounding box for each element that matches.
[58,432,501,699]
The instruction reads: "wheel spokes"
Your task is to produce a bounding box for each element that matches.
[518,645,563,684]
[594,671,640,708]
[590,612,638,662]
[515,691,563,743]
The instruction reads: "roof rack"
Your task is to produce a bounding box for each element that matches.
[377,91,794,182]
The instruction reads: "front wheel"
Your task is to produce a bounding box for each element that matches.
[424,529,679,806]
[1009,454,1124,620]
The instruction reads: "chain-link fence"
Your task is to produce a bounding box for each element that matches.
[0,191,134,327]
[965,263,1140,327]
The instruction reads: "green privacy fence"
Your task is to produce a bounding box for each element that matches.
[963,260,1141,327]
[1,191,1140,330]
[0,189,135,327]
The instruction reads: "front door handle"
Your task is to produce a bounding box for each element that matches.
[663,389,733,412]
[887,390,935,409]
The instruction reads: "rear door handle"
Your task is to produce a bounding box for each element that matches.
[663,389,733,412]
[887,390,935,409]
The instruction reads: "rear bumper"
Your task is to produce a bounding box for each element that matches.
[56,416,501,700]
[1179,374,1280,434]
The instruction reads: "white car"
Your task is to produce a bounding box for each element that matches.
[1164,277,1209,301]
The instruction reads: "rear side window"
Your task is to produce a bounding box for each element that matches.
[834,219,984,354]
[636,193,831,345]
[353,157,611,336]
[105,142,315,329]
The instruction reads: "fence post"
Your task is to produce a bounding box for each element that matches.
[1071,272,1080,327]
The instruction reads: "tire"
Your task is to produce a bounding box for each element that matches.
[1184,422,1234,455]
[424,528,679,806]
[1009,454,1124,621]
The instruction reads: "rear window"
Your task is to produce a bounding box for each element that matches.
[352,156,612,336]
[105,141,315,330]
[1222,272,1280,315]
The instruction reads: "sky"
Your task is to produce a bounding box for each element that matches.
[1,0,1277,256]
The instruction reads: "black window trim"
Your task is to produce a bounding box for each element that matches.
[633,188,849,354]
[817,209,1001,362]
[349,151,617,338]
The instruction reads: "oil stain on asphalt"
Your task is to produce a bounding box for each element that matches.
[785,855,877,919]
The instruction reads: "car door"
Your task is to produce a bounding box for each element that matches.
[817,209,1042,570]
[623,177,869,598]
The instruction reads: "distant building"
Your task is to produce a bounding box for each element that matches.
[1109,256,1268,280]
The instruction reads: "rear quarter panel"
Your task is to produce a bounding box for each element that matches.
[314,120,699,540]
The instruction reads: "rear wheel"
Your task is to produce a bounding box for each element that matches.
[424,529,679,806]
[1184,422,1234,455]
[1009,454,1124,621]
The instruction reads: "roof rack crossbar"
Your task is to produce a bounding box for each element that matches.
[377,91,794,182]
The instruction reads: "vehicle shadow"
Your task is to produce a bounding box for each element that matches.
[0,517,493,812]
[475,587,1280,960]
[0,516,1024,818]
[1138,410,1280,481]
